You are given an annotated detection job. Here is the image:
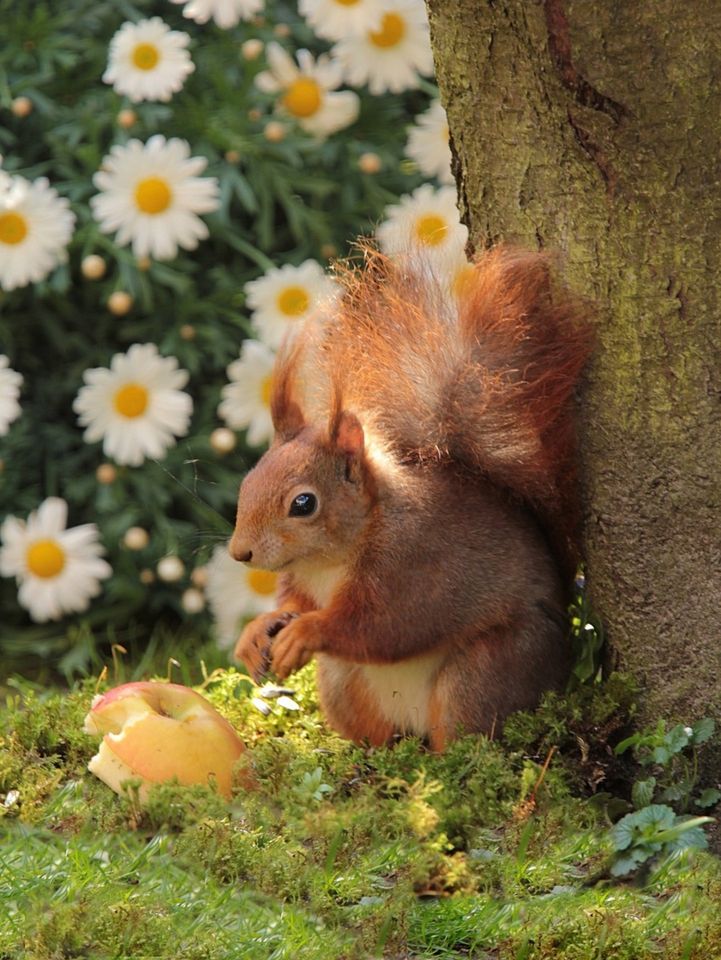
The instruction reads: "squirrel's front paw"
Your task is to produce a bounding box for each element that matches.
[234,610,298,684]
[269,613,322,681]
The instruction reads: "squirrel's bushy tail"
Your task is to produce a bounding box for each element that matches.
[276,245,593,579]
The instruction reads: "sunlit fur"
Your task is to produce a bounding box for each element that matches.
[231,245,592,748]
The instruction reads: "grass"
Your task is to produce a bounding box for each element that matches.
[2,662,721,959]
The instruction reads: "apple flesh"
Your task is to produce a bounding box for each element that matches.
[84,681,249,800]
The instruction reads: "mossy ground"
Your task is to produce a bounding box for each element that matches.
[2,665,720,960]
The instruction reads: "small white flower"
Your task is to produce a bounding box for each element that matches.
[0,498,111,623]
[90,135,219,261]
[103,18,194,103]
[168,0,264,29]
[376,183,468,273]
[245,260,340,350]
[299,0,384,41]
[332,0,433,95]
[0,174,75,291]
[218,340,275,447]
[73,343,193,467]
[256,42,359,139]
[405,100,454,185]
[0,355,22,435]
[205,544,278,648]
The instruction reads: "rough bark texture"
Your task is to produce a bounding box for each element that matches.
[427,1,721,752]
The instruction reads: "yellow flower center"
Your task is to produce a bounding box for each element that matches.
[132,43,160,71]
[26,539,66,579]
[369,12,406,48]
[282,78,322,118]
[0,211,28,246]
[335,0,360,5]
[277,286,310,317]
[260,375,273,407]
[114,383,149,418]
[135,177,173,215]
[415,214,448,247]
[247,568,277,596]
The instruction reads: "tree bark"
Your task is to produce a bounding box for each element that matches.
[427,1,721,747]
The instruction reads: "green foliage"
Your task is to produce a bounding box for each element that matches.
[2,664,721,959]
[0,0,429,669]
[609,804,713,878]
[616,718,720,814]
[607,718,718,878]
[567,570,606,685]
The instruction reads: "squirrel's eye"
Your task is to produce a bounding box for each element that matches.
[288,492,318,517]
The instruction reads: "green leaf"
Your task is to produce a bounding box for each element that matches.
[634,804,676,831]
[632,777,656,809]
[666,826,710,853]
[691,718,715,745]
[614,733,641,756]
[660,784,685,804]
[610,813,637,851]
[610,856,638,876]
[696,788,721,809]
[666,724,692,755]
[653,815,714,847]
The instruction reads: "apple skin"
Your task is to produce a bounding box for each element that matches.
[84,681,250,800]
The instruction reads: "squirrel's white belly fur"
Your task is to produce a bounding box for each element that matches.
[298,561,444,736]
[315,651,444,736]
[360,653,444,735]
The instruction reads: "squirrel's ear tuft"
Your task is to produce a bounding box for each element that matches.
[274,398,306,440]
[330,410,365,468]
[270,354,306,440]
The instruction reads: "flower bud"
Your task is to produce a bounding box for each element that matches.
[107,291,133,316]
[117,109,137,129]
[157,555,185,582]
[264,121,286,143]
[11,96,32,118]
[82,255,107,280]
[181,588,206,614]
[210,427,236,455]
[96,463,117,484]
[124,526,149,551]
[241,39,264,60]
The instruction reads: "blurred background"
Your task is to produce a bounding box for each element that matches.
[0,0,460,683]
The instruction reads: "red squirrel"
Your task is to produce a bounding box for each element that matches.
[230,246,592,749]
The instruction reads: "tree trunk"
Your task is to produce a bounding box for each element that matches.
[427,1,721,749]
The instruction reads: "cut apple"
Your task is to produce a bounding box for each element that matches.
[84,681,249,800]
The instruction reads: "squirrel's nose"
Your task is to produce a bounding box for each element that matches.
[229,534,253,563]
[231,547,252,563]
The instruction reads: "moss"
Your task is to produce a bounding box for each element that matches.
[1,666,720,960]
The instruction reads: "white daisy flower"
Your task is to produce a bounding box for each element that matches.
[0,173,75,291]
[0,355,22,435]
[256,42,359,139]
[332,0,434,95]
[0,498,111,623]
[245,260,340,350]
[405,100,454,185]
[73,343,193,467]
[218,340,275,448]
[103,18,194,103]
[90,135,219,261]
[205,544,278,648]
[375,183,468,272]
[168,0,263,29]
[298,0,383,41]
